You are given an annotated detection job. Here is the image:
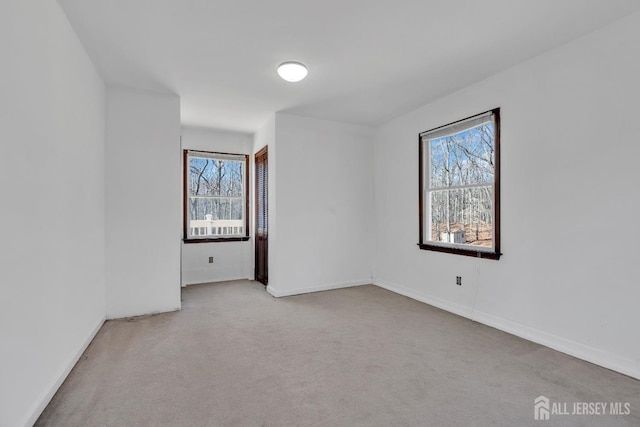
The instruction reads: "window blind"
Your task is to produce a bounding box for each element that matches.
[420,111,494,142]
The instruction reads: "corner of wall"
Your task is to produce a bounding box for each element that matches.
[22,315,105,427]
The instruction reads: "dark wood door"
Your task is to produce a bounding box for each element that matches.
[255,146,268,285]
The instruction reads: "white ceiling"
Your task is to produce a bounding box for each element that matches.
[58,0,640,133]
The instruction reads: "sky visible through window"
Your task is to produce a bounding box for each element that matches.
[429,123,494,188]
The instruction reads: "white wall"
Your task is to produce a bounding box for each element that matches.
[181,127,253,285]
[374,12,640,379]
[267,113,375,296]
[0,1,106,426]
[106,87,181,318]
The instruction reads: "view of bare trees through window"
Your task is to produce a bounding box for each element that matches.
[187,152,245,237]
[427,119,495,248]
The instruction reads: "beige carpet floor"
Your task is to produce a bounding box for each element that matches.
[37,281,640,426]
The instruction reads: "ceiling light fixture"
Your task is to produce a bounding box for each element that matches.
[277,61,308,82]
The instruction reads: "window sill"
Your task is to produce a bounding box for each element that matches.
[418,243,501,260]
[183,236,251,244]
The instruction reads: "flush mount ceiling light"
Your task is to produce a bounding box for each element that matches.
[277,61,308,82]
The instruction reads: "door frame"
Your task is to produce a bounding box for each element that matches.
[254,146,268,285]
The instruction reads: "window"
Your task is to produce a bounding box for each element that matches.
[183,150,249,242]
[419,108,501,259]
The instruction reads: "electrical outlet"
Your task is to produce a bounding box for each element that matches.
[208,256,214,264]
[456,276,462,286]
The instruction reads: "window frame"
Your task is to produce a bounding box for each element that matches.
[183,150,250,243]
[418,108,501,260]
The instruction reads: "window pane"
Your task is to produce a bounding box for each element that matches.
[188,157,244,197]
[429,122,495,188]
[419,109,500,258]
[185,151,248,240]
[189,197,243,221]
[188,196,244,237]
[429,187,493,248]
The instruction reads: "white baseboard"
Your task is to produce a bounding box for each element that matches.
[107,306,180,321]
[22,315,105,427]
[267,279,370,298]
[375,279,474,320]
[182,272,249,287]
[472,309,640,380]
[183,275,249,287]
[374,279,639,380]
